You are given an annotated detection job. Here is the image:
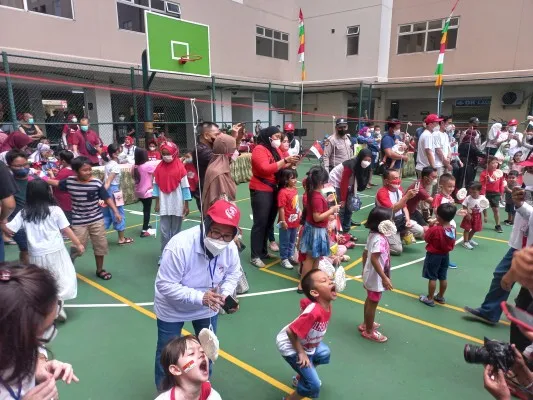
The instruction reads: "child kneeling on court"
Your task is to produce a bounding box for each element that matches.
[419,203,457,307]
[156,335,222,400]
[276,269,337,399]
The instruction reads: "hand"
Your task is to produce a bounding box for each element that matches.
[406,189,418,199]
[154,203,160,213]
[383,277,393,291]
[459,161,464,168]
[76,244,85,256]
[280,221,288,230]
[405,219,412,228]
[484,216,488,223]
[1,224,14,237]
[296,351,311,368]
[231,123,244,139]
[114,212,122,224]
[483,365,511,400]
[44,360,79,384]
[202,290,225,312]
[511,345,533,385]
[47,169,55,177]
[508,247,533,290]
[98,200,105,207]
[501,271,514,292]
[402,154,409,161]
[183,203,190,217]
[339,201,346,208]
[332,204,341,213]
[465,213,472,220]
[285,155,300,164]
[22,378,58,400]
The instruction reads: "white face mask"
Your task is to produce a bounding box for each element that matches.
[204,237,230,257]
[390,184,400,190]
[432,126,440,132]
[432,179,438,186]
[524,172,533,187]
[526,134,533,141]
[393,129,401,135]
[509,126,517,133]
[270,139,281,149]
[361,160,371,169]
[71,117,77,123]
[230,149,239,162]
[162,155,173,163]
[119,116,125,121]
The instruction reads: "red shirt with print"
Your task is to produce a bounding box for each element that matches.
[480,170,504,195]
[425,225,456,254]
[306,191,328,228]
[278,187,300,229]
[288,298,331,353]
[184,163,198,193]
[432,193,454,209]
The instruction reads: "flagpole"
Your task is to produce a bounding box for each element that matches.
[437,85,443,115]
[299,82,304,129]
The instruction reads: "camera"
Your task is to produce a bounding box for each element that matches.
[464,337,515,371]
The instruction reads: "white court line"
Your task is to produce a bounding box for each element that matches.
[64,302,154,308]
[237,287,297,297]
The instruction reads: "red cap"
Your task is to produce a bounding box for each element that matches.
[207,199,241,227]
[284,122,295,132]
[508,119,519,126]
[424,114,443,124]
[124,136,135,146]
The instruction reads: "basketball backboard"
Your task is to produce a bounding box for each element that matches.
[144,11,211,77]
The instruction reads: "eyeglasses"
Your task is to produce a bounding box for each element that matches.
[209,229,235,243]
[38,300,62,343]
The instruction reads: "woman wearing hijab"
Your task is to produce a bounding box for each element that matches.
[202,134,238,214]
[249,126,299,268]
[328,148,373,233]
[29,142,53,164]
[457,129,487,191]
[0,132,33,164]
[153,142,191,257]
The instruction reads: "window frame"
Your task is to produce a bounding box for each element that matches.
[116,0,181,33]
[255,25,289,61]
[346,25,360,56]
[397,17,459,55]
[0,0,75,20]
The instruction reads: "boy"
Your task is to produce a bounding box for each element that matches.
[276,269,336,399]
[419,203,457,307]
[504,170,519,225]
[44,156,122,280]
[432,173,458,268]
[480,156,505,233]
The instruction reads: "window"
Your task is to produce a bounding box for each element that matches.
[0,0,73,18]
[346,25,360,56]
[397,17,459,54]
[116,0,181,33]
[256,25,289,60]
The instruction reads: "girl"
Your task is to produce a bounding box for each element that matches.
[361,206,393,343]
[102,143,133,245]
[510,149,524,186]
[277,168,300,270]
[460,182,488,250]
[298,166,340,291]
[154,142,191,256]
[480,156,504,233]
[156,335,221,400]
[3,180,84,321]
[133,147,157,238]
[49,150,77,224]
[148,140,162,161]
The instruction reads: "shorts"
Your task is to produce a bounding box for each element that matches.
[72,220,109,256]
[422,252,449,281]
[366,289,382,302]
[505,203,516,214]
[486,192,501,208]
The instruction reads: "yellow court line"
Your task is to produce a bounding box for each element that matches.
[475,235,508,244]
[258,268,484,344]
[344,257,362,272]
[263,259,281,269]
[76,273,298,396]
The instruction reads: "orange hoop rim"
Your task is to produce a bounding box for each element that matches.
[178,55,202,64]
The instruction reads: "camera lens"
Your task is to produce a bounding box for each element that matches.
[464,344,490,365]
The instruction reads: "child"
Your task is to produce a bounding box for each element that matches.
[504,170,520,225]
[298,166,341,291]
[147,140,162,161]
[3,180,83,321]
[460,182,488,250]
[419,203,457,307]
[156,335,221,400]
[182,151,199,205]
[510,149,524,185]
[278,168,300,270]
[480,156,504,233]
[361,206,393,343]
[102,143,133,245]
[133,147,157,237]
[432,173,458,268]
[276,269,336,400]
[49,150,76,224]
[44,156,122,280]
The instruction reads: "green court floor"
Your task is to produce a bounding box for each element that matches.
[4,160,519,399]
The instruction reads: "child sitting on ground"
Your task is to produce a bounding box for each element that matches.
[480,156,505,233]
[156,335,221,400]
[419,203,457,307]
[460,182,488,250]
[276,269,336,400]
[504,170,520,225]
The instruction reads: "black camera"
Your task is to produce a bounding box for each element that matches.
[464,337,515,371]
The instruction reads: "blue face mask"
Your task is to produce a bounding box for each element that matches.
[27,118,34,124]
[12,168,30,178]
[80,125,89,132]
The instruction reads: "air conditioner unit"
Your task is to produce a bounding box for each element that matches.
[501,91,524,106]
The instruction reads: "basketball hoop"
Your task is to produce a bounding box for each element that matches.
[178,55,202,65]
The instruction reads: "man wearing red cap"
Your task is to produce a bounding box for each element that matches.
[154,199,243,389]
[507,119,523,150]
[416,114,442,193]
[284,122,300,157]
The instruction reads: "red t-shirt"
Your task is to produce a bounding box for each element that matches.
[480,170,504,195]
[184,163,198,193]
[425,225,456,254]
[62,125,79,149]
[306,191,328,228]
[432,193,454,209]
[69,129,102,164]
[147,150,161,161]
[249,145,279,192]
[406,181,431,214]
[277,187,300,229]
[288,298,331,354]
[53,167,76,211]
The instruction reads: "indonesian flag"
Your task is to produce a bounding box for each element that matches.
[309,141,324,159]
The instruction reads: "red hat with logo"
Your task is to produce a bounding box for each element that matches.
[508,119,519,126]
[424,114,443,124]
[207,199,241,227]
[284,122,295,132]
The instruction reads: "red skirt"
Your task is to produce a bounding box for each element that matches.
[460,211,482,232]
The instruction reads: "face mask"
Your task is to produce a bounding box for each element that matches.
[27,118,34,124]
[270,138,281,149]
[12,167,30,178]
[432,179,438,186]
[509,126,517,133]
[184,157,193,164]
[432,126,440,132]
[502,148,510,155]
[119,116,125,121]
[390,184,401,190]
[162,155,173,163]
[369,128,374,132]
[375,131,381,135]
[204,237,230,257]
[230,149,239,162]
[527,135,533,141]
[337,129,346,136]
[80,125,88,132]
[445,125,453,132]
[393,129,401,135]
[523,172,533,187]
[361,160,371,169]
[149,146,156,151]
[71,117,78,123]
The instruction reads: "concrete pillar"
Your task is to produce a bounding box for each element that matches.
[84,88,114,144]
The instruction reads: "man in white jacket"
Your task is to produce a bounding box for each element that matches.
[154,199,242,390]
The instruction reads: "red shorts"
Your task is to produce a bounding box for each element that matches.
[366,290,382,302]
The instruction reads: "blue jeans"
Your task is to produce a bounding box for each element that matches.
[335,188,353,233]
[478,248,516,322]
[154,315,218,390]
[102,184,126,232]
[282,342,330,398]
[279,227,297,261]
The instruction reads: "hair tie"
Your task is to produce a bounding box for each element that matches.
[0,270,11,282]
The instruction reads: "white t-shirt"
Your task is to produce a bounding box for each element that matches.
[288,139,300,156]
[7,206,70,257]
[362,232,391,292]
[154,386,222,400]
[104,160,121,186]
[416,130,438,170]
[462,195,488,211]
[158,175,190,216]
[438,131,451,160]
[328,163,344,188]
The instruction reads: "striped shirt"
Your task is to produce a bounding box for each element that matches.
[58,177,109,226]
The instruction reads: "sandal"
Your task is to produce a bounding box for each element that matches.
[96,270,112,280]
[358,322,381,332]
[118,237,134,245]
[361,329,388,343]
[419,295,435,307]
[434,295,446,304]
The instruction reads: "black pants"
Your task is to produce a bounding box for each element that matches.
[139,197,153,231]
[510,286,533,352]
[250,189,277,259]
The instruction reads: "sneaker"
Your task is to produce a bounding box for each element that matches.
[504,220,511,226]
[140,230,151,238]
[464,306,498,325]
[281,259,293,270]
[449,261,458,269]
[419,295,435,307]
[434,295,446,304]
[462,241,474,250]
[470,239,479,247]
[269,241,280,252]
[495,225,503,233]
[350,220,361,227]
[251,258,265,268]
[289,257,299,266]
